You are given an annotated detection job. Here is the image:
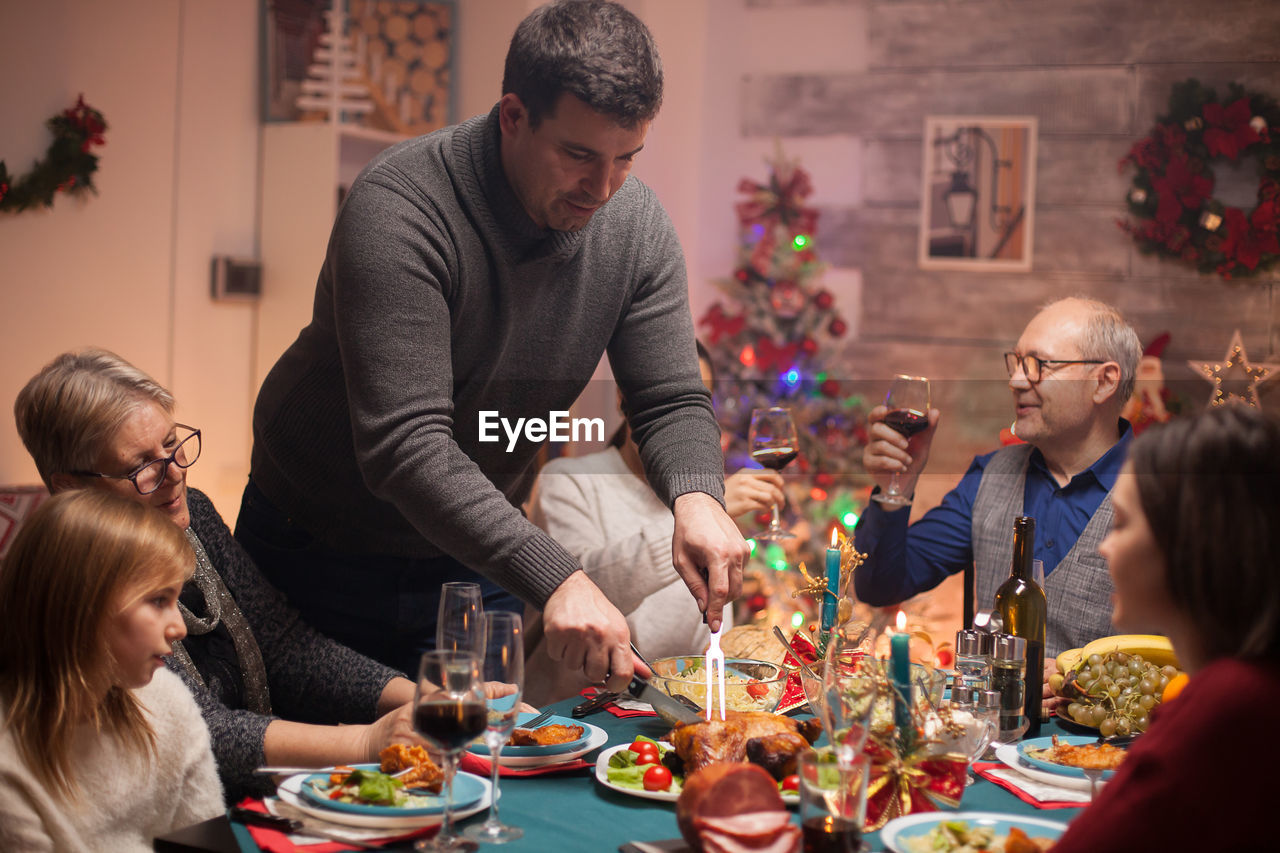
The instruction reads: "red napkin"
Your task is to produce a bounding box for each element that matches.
[578,688,656,719]
[459,752,592,776]
[972,763,1084,810]
[234,798,433,851]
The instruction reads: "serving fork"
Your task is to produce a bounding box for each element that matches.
[705,617,726,722]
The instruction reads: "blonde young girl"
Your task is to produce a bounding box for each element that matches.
[0,490,223,852]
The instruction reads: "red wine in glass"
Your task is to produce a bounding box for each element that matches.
[751,446,798,470]
[872,375,931,508]
[883,409,929,438]
[413,700,487,751]
[748,407,799,541]
[413,650,484,852]
[802,816,863,853]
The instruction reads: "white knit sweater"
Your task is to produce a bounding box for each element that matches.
[0,668,224,852]
[531,448,720,656]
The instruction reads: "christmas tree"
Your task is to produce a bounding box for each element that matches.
[699,149,872,600]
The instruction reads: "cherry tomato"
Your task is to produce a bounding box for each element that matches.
[629,741,660,759]
[745,681,769,700]
[643,765,673,791]
[636,750,661,766]
[780,774,800,792]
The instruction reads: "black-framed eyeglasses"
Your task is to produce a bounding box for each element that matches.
[70,424,201,495]
[1004,352,1106,384]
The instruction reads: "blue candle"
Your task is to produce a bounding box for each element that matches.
[820,527,840,633]
[890,612,913,738]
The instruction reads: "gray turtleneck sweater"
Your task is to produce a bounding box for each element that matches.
[248,106,724,607]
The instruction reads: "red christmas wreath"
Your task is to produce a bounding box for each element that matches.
[1119,79,1280,279]
[0,95,108,213]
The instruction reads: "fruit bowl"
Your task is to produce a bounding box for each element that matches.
[648,656,787,722]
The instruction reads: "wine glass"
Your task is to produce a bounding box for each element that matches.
[414,650,487,852]
[464,612,524,844]
[437,582,483,653]
[871,374,931,507]
[747,406,798,541]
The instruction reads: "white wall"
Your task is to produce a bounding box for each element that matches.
[0,0,260,520]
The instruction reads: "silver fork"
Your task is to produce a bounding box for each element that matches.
[520,708,555,729]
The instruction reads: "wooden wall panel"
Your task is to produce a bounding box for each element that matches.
[867,0,1280,69]
[743,67,1132,136]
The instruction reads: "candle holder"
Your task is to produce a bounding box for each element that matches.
[793,528,867,656]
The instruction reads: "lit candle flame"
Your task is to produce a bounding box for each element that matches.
[830,526,840,548]
[895,610,907,632]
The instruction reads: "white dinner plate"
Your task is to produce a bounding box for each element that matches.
[278,771,491,830]
[880,810,1069,853]
[593,743,799,805]
[994,743,1103,793]
[469,720,607,768]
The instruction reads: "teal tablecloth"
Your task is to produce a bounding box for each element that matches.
[231,700,1085,852]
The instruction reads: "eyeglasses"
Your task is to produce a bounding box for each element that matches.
[1004,352,1106,383]
[71,424,201,495]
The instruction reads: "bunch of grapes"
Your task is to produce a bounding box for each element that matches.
[1058,651,1181,737]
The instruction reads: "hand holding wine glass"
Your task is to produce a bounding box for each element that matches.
[870,374,932,507]
[464,612,524,844]
[414,650,486,852]
[747,406,798,541]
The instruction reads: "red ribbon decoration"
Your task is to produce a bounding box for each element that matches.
[699,303,745,344]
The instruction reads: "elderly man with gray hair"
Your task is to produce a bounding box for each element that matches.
[853,296,1142,657]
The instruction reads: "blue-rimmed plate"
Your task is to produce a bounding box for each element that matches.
[881,811,1069,853]
[1016,735,1119,780]
[470,712,591,757]
[299,764,485,817]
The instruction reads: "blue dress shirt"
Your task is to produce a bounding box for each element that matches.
[853,421,1133,606]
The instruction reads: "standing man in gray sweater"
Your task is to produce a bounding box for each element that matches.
[235,0,746,689]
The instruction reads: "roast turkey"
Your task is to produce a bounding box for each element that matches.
[666,711,823,780]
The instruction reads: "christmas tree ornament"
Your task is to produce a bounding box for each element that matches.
[768,279,805,318]
[1187,329,1280,407]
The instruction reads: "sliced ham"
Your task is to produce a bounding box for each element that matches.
[676,762,798,853]
[699,821,801,853]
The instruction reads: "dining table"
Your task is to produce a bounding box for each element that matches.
[222,695,1089,853]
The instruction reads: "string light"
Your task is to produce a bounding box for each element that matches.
[782,366,801,389]
[792,234,810,250]
[842,510,860,528]
[791,610,805,628]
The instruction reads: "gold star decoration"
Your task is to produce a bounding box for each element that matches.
[1187,330,1280,408]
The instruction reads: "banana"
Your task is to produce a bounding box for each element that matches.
[1077,634,1180,670]
[1055,647,1084,675]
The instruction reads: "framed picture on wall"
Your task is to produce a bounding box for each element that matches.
[261,0,456,136]
[918,116,1038,272]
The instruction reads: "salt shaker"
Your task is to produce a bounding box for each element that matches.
[950,684,979,712]
[976,689,1002,758]
[954,628,991,692]
[990,633,1028,743]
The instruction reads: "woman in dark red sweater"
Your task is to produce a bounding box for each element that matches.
[1052,404,1280,852]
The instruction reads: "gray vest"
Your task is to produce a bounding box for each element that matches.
[971,444,1117,656]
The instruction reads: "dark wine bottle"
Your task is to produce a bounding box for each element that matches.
[994,515,1047,737]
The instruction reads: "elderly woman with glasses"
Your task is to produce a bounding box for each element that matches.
[14,349,427,802]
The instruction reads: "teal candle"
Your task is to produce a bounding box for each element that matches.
[890,616,912,737]
[820,530,839,632]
